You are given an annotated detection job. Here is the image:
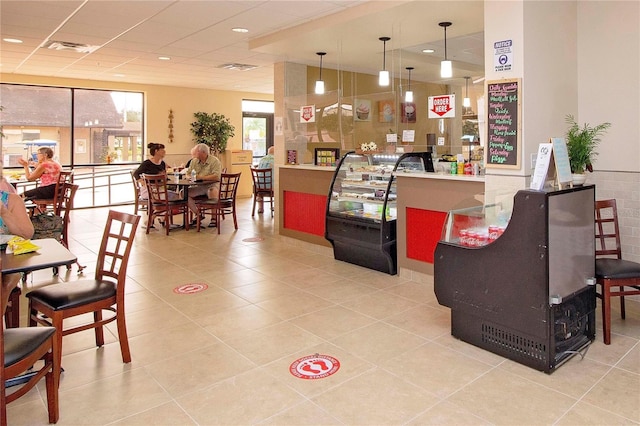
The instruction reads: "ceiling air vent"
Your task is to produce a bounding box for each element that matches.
[43,40,100,54]
[218,63,258,71]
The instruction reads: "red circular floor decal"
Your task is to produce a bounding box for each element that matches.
[289,354,340,380]
[173,283,208,294]
[243,237,265,242]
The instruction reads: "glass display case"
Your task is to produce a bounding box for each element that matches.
[325,151,433,274]
[434,186,596,373]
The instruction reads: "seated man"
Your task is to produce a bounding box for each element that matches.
[256,146,274,213]
[184,143,222,226]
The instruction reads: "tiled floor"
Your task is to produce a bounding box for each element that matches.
[7,198,640,425]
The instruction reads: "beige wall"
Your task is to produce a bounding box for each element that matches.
[0,73,273,165]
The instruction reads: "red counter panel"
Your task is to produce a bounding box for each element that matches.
[283,191,326,237]
[406,208,447,263]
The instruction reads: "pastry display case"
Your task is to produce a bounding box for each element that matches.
[325,151,433,274]
[434,185,596,373]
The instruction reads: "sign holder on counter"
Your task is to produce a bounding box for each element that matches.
[530,138,573,191]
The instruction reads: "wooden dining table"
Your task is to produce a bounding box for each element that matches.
[1,238,78,325]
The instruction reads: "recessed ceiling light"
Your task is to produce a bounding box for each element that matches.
[422,48,435,54]
[114,73,125,77]
[158,56,171,61]
[232,27,249,33]
[3,38,23,44]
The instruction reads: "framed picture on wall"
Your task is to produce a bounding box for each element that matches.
[378,100,395,123]
[401,102,416,123]
[354,99,371,121]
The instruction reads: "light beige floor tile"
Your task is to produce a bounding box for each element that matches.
[176,368,304,425]
[291,305,376,340]
[581,367,640,422]
[384,304,451,340]
[261,342,375,398]
[226,278,301,304]
[556,400,638,425]
[5,397,51,425]
[383,279,439,304]
[433,333,507,366]
[126,322,220,366]
[312,368,436,425]
[257,292,334,320]
[407,400,493,425]
[144,342,255,397]
[617,342,640,374]
[382,342,494,398]
[165,287,250,321]
[585,334,639,366]
[207,268,272,289]
[499,355,611,399]
[447,368,578,425]
[303,278,379,302]
[57,368,171,425]
[199,304,284,340]
[224,321,324,365]
[110,401,197,425]
[331,321,427,364]
[357,269,410,290]
[259,400,341,425]
[280,268,344,289]
[340,290,420,320]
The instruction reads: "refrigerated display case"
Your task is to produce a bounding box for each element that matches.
[325,151,434,274]
[434,185,596,373]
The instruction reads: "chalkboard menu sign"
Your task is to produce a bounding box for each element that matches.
[486,79,521,169]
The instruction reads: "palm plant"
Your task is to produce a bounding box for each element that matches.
[565,115,611,173]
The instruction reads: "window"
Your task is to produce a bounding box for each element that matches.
[0,84,143,167]
[242,100,274,159]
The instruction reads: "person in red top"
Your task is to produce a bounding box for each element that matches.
[18,147,62,200]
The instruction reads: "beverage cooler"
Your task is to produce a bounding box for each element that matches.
[434,185,596,373]
[227,149,253,198]
[325,151,434,275]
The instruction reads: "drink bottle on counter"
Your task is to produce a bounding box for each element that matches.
[191,169,197,182]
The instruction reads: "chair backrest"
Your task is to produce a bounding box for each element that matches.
[219,172,241,202]
[53,170,73,197]
[142,173,170,206]
[130,170,141,198]
[595,199,622,259]
[55,183,79,247]
[95,210,140,285]
[250,167,273,193]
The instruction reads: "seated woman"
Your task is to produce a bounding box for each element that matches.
[18,147,62,201]
[133,142,180,228]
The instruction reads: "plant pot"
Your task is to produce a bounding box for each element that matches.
[572,173,587,186]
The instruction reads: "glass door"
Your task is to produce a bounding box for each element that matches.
[242,113,273,162]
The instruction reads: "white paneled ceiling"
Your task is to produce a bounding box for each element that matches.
[0,0,485,94]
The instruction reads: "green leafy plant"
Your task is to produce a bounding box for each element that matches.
[190,111,235,155]
[565,114,611,173]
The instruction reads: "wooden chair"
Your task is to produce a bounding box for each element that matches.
[194,172,241,234]
[31,170,73,214]
[26,210,141,369]
[129,170,147,215]
[55,183,85,273]
[2,266,60,425]
[594,199,640,344]
[250,167,274,217]
[142,173,189,235]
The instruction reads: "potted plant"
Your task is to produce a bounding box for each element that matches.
[190,111,235,155]
[565,114,611,184]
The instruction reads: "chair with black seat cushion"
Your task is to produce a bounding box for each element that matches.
[250,167,274,217]
[143,173,189,235]
[594,199,640,345]
[195,172,241,234]
[2,267,60,425]
[31,170,73,215]
[26,210,141,369]
[129,170,147,215]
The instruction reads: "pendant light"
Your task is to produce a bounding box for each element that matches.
[405,67,414,102]
[439,22,452,78]
[463,76,471,108]
[378,36,390,86]
[315,52,326,95]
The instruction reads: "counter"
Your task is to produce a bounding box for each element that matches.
[278,165,335,247]
[395,172,485,275]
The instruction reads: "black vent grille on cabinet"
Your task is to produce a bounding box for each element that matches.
[481,323,548,362]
